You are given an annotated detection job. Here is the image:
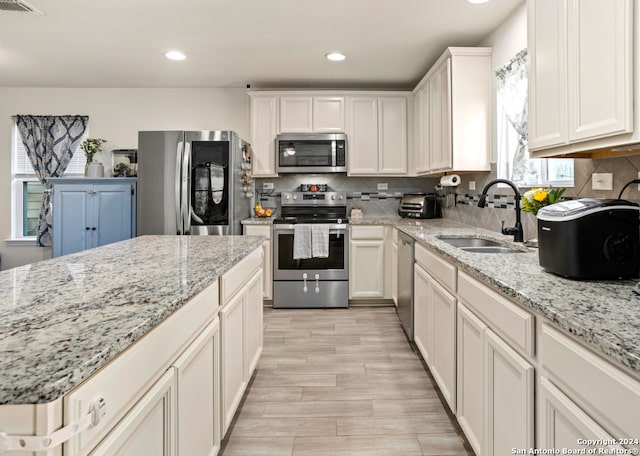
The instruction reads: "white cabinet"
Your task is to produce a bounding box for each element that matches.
[413,246,457,413]
[313,97,345,132]
[280,96,313,133]
[173,318,220,456]
[412,47,491,174]
[90,369,176,456]
[220,289,246,436]
[537,377,624,452]
[219,248,263,437]
[528,0,633,155]
[413,263,431,364]
[346,96,408,176]
[485,329,534,456]
[414,86,431,174]
[250,94,279,176]
[280,96,345,133]
[456,303,486,456]
[428,58,452,171]
[349,226,386,299]
[243,224,272,300]
[391,229,398,306]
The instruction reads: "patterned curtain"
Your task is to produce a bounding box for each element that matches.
[496,49,530,183]
[14,115,89,246]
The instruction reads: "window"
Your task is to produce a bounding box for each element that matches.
[11,125,87,240]
[496,49,573,188]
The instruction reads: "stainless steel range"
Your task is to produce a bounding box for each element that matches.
[272,186,349,308]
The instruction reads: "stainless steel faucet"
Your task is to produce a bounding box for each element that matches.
[477,179,524,243]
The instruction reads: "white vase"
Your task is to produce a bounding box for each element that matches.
[86,161,104,178]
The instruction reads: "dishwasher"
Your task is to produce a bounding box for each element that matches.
[397,231,415,341]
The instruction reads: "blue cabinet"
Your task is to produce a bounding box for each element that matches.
[51,178,136,257]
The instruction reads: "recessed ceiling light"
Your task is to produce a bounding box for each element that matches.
[326,52,346,62]
[164,51,186,61]
[466,0,490,3]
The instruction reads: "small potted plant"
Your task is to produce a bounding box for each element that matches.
[80,138,107,164]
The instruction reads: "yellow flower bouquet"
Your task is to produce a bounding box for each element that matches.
[521,187,566,215]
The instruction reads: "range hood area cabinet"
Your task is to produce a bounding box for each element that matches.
[248,91,411,177]
[413,47,492,175]
[528,0,636,158]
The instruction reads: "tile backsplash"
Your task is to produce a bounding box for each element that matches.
[256,155,640,240]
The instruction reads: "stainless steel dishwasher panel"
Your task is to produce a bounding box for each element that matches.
[397,231,415,341]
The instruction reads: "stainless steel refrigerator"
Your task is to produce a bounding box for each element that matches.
[137,130,251,236]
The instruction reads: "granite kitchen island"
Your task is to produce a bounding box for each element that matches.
[0,235,264,455]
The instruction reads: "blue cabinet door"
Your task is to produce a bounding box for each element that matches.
[53,185,91,257]
[92,184,133,249]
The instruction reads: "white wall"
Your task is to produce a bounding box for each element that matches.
[478,1,527,162]
[0,87,250,270]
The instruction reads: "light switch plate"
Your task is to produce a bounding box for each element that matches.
[377,183,388,191]
[637,172,640,191]
[469,181,476,191]
[592,173,613,191]
[262,182,274,191]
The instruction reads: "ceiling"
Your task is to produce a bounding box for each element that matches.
[0,0,523,90]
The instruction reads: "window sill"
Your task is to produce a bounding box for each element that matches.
[5,238,38,246]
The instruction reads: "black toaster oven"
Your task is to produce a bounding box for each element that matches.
[398,193,442,219]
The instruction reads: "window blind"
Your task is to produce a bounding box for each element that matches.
[13,126,88,175]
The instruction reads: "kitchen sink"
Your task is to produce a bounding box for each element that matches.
[438,237,503,248]
[438,236,524,254]
[458,246,523,254]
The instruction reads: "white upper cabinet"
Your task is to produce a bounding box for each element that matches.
[529,0,634,157]
[412,47,491,175]
[346,95,409,176]
[280,96,313,132]
[313,97,345,132]
[280,95,345,133]
[249,94,279,176]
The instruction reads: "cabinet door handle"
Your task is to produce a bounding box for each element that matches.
[85,227,90,230]
[91,227,96,231]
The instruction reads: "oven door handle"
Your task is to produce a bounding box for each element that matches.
[273,224,348,232]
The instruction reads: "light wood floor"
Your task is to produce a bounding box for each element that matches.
[220,306,474,456]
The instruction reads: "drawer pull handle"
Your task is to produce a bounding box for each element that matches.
[0,396,106,453]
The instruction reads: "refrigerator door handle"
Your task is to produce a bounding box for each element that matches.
[175,141,184,234]
[183,141,191,234]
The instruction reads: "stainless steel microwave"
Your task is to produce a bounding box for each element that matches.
[276,133,347,174]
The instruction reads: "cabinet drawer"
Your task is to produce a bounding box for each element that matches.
[64,281,219,455]
[243,224,271,240]
[540,324,640,440]
[415,243,456,293]
[457,271,534,357]
[350,225,385,240]
[221,247,262,304]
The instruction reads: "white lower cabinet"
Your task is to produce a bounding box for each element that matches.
[538,376,623,452]
[391,236,398,306]
[90,369,176,456]
[220,255,263,438]
[220,289,246,437]
[243,224,272,300]
[484,328,534,456]
[349,226,386,299]
[413,263,431,364]
[174,318,221,456]
[456,303,486,456]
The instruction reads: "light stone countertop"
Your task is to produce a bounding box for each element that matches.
[378,218,640,376]
[0,235,264,405]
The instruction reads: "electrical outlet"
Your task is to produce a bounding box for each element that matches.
[377,183,388,191]
[592,173,613,191]
[262,182,274,191]
[469,181,476,191]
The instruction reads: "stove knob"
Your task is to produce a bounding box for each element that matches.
[293,195,298,200]
[331,195,336,200]
[338,195,344,200]
[284,194,290,200]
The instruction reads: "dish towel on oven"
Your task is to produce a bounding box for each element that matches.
[311,224,330,258]
[293,224,312,259]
